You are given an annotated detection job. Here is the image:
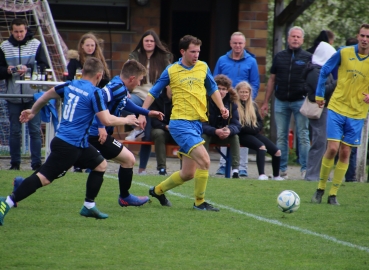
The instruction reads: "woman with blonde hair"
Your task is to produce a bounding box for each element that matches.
[67,32,111,172]
[236,81,284,180]
[67,32,110,88]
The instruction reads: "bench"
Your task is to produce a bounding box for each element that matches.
[119,140,233,178]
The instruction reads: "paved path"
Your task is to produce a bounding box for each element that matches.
[0,150,304,180]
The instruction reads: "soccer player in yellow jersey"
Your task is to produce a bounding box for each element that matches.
[311,24,369,205]
[138,35,229,211]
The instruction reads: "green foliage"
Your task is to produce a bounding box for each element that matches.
[1,170,369,269]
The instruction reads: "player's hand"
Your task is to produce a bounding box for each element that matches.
[260,103,268,118]
[148,110,164,121]
[362,93,369,104]
[220,108,229,119]
[19,109,34,123]
[138,114,146,130]
[125,115,139,126]
[98,128,107,144]
[316,100,325,108]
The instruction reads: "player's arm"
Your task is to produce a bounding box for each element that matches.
[205,67,229,119]
[96,110,139,127]
[316,50,341,106]
[20,88,59,123]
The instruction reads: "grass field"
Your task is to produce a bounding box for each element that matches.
[1,170,369,270]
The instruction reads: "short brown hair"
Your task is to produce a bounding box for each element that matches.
[82,57,104,77]
[214,74,232,89]
[359,23,369,33]
[11,18,27,30]
[179,35,202,51]
[120,59,147,79]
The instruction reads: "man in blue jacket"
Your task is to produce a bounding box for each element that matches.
[213,32,260,177]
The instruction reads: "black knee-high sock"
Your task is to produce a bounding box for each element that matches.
[11,174,43,203]
[118,167,133,198]
[256,149,266,175]
[85,171,105,202]
[272,155,281,177]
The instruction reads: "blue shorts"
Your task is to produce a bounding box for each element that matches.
[169,119,204,157]
[327,110,364,146]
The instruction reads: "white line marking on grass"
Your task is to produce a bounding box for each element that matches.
[105,175,369,253]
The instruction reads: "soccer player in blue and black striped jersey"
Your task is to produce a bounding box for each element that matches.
[88,60,164,207]
[0,57,147,225]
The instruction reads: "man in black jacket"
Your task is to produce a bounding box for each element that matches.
[261,26,311,180]
[150,88,176,175]
[0,18,49,170]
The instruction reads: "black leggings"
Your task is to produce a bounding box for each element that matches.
[239,133,280,176]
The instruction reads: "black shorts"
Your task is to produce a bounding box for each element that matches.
[88,135,124,160]
[39,137,105,182]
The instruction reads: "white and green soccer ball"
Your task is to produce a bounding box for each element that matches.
[277,190,300,213]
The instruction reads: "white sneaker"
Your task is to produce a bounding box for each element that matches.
[301,170,306,179]
[258,174,268,180]
[272,176,285,181]
[125,129,144,141]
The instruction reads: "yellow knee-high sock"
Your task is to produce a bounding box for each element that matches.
[329,160,349,196]
[318,157,335,190]
[155,171,185,195]
[194,169,209,206]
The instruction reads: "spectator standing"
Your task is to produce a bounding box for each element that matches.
[261,26,311,179]
[67,32,111,173]
[307,30,335,54]
[149,87,176,176]
[202,74,241,178]
[213,32,260,177]
[236,81,284,180]
[303,42,337,181]
[0,18,49,170]
[126,30,173,175]
[67,32,110,87]
[311,24,369,205]
[138,35,229,211]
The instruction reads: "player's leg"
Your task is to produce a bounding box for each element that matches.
[78,145,108,219]
[113,147,149,207]
[312,110,343,204]
[327,116,364,204]
[1,137,79,225]
[89,135,149,207]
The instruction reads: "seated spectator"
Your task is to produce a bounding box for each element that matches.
[202,74,241,178]
[236,81,284,180]
[150,87,176,175]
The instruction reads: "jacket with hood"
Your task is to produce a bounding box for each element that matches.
[302,42,337,107]
[239,102,264,136]
[149,87,172,131]
[270,47,311,102]
[202,90,241,136]
[213,49,260,100]
[66,49,109,88]
[0,29,48,103]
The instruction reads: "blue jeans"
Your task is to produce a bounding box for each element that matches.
[127,94,151,169]
[7,101,42,167]
[274,98,310,172]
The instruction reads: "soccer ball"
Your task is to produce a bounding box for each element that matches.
[277,190,300,213]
